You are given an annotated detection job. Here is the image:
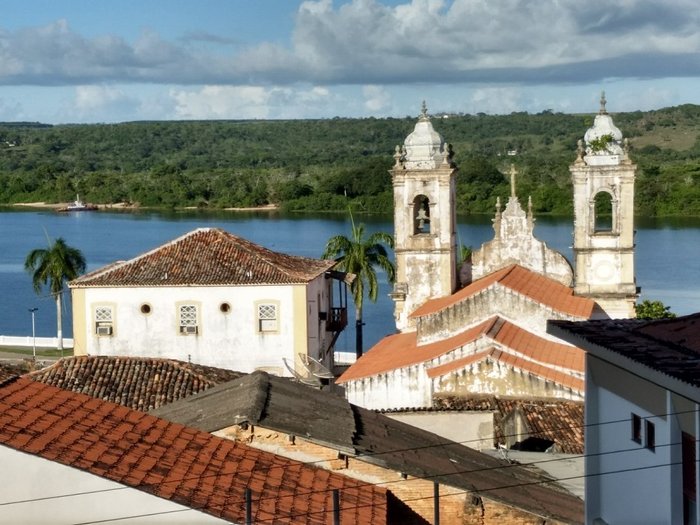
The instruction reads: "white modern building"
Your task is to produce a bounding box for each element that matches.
[69,228,349,378]
[550,313,700,525]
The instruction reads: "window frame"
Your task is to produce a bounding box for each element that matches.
[645,419,656,452]
[94,304,115,337]
[177,302,200,335]
[256,301,280,333]
[631,413,642,444]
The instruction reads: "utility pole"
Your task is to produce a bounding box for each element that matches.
[28,308,38,361]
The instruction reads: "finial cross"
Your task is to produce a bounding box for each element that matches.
[509,164,517,197]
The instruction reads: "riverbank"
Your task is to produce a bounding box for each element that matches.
[13,202,281,212]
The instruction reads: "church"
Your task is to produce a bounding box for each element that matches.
[337,95,638,410]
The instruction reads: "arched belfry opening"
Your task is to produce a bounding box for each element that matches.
[390,102,458,331]
[413,195,431,234]
[570,92,637,318]
[593,191,614,233]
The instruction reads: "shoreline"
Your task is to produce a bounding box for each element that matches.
[12,202,281,212]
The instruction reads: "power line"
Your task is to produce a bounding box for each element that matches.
[0,403,692,511]
[63,441,690,525]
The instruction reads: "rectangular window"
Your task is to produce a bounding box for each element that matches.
[179,304,198,335]
[631,413,642,443]
[258,303,278,332]
[95,306,113,336]
[645,420,656,452]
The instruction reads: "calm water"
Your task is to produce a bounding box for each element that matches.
[1,208,699,352]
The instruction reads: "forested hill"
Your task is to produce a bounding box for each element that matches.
[2,104,700,216]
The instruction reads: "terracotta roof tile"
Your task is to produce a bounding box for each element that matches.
[28,356,243,411]
[433,395,584,454]
[338,316,583,389]
[337,318,496,383]
[0,377,428,525]
[490,320,584,373]
[70,227,336,287]
[410,264,595,319]
[426,348,496,378]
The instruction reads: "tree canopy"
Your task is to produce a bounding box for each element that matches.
[3,104,700,215]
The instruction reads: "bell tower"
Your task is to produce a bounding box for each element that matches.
[390,102,458,331]
[570,93,637,318]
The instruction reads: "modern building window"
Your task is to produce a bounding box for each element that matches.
[631,413,642,443]
[645,420,655,452]
[257,303,278,332]
[94,306,114,336]
[178,304,199,335]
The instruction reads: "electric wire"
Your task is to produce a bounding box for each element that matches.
[0,388,694,521]
[0,404,691,510]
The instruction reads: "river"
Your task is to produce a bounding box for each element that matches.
[1,208,699,352]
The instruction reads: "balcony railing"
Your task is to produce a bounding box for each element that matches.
[325,307,347,332]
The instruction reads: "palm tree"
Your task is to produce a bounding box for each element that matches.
[323,213,395,358]
[25,237,86,353]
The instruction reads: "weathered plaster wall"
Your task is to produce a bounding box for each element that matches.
[73,275,332,375]
[385,412,495,451]
[416,288,580,345]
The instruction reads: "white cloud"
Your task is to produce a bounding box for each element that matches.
[363,85,391,112]
[69,85,140,121]
[468,87,523,114]
[171,86,272,119]
[2,1,700,88]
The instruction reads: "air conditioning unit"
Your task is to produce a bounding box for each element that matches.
[96,325,113,336]
[181,325,198,335]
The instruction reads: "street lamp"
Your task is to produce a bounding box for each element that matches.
[28,308,38,361]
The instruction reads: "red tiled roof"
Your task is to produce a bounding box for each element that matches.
[490,319,584,372]
[339,316,583,389]
[426,348,496,378]
[0,377,427,525]
[433,395,584,454]
[28,356,244,411]
[496,398,585,454]
[337,318,497,383]
[70,228,336,287]
[410,264,595,319]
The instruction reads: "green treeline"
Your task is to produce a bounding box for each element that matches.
[2,104,700,216]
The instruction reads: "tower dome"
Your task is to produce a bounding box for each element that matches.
[402,102,446,170]
[583,92,624,162]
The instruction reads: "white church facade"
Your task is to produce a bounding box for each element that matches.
[338,95,638,410]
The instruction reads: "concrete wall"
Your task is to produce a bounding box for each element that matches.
[72,276,331,375]
[386,411,495,451]
[0,335,73,349]
[585,355,697,524]
[0,445,228,525]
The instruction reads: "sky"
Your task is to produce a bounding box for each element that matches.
[2,0,700,124]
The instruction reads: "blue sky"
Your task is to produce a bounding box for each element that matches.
[2,0,700,123]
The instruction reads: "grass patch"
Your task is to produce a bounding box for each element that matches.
[0,346,73,358]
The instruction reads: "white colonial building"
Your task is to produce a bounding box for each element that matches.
[69,228,348,378]
[339,97,637,410]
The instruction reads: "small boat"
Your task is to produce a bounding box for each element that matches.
[57,195,98,212]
